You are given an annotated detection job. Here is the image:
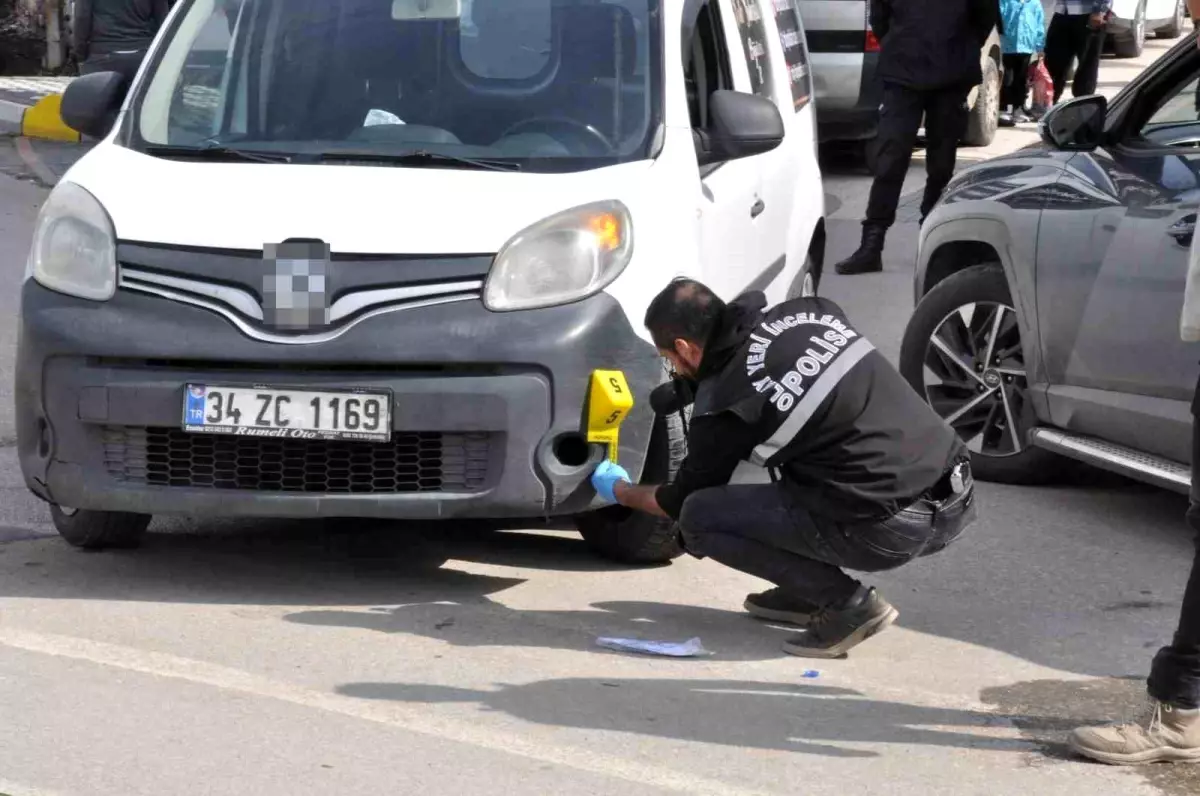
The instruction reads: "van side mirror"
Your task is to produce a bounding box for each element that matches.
[1040,95,1107,152]
[61,71,129,139]
[694,90,785,167]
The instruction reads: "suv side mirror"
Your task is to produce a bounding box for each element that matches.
[1040,95,1107,152]
[61,71,129,139]
[694,90,785,167]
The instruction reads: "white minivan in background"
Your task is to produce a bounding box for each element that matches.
[20,0,825,563]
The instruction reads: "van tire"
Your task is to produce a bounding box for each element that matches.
[575,411,686,565]
[787,254,820,298]
[50,505,150,550]
[963,58,1000,147]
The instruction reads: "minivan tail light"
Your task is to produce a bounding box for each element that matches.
[865,30,881,53]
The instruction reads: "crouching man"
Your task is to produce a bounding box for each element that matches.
[591,279,976,658]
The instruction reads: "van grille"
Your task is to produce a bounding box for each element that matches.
[102,426,492,494]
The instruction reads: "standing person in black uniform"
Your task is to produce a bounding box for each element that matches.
[1043,1,1112,105]
[590,280,977,658]
[73,0,171,83]
[834,0,999,276]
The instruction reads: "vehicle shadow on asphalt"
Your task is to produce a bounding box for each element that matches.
[332,676,1030,759]
[0,519,641,606]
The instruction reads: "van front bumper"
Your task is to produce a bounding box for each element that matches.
[16,282,661,520]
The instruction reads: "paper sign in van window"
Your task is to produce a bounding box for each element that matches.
[771,0,811,111]
[732,0,774,100]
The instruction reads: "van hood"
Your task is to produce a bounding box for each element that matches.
[65,144,657,254]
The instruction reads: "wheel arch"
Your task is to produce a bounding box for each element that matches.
[915,216,1047,390]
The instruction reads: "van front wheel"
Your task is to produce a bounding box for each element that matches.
[51,505,150,550]
[575,411,686,565]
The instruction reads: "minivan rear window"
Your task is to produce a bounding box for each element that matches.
[130,0,662,173]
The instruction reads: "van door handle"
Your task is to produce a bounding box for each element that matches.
[1168,214,1197,245]
[750,198,766,218]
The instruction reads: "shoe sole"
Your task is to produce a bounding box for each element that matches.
[743,598,815,627]
[1069,738,1200,766]
[781,605,899,659]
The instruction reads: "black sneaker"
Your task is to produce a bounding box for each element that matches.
[782,587,898,659]
[744,587,821,626]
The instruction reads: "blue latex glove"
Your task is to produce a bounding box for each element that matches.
[591,460,632,504]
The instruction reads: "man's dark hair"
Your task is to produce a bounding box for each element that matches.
[643,278,726,351]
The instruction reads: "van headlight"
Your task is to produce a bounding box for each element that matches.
[28,181,117,302]
[483,200,633,311]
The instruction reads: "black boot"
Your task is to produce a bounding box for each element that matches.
[834,225,886,275]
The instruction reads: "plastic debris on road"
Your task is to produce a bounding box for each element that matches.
[800,670,820,679]
[595,637,712,657]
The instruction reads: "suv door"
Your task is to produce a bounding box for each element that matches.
[686,0,769,300]
[1035,53,1200,464]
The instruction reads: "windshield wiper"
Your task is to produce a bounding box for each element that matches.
[143,143,292,164]
[309,149,521,172]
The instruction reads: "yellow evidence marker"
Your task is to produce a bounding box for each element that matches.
[587,370,634,464]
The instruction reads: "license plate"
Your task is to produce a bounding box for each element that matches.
[183,384,392,442]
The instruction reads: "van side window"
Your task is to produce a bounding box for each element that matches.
[731,0,772,99]
[772,0,812,111]
[685,1,734,131]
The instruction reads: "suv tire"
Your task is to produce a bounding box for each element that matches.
[51,505,151,550]
[899,264,1058,485]
[576,411,686,565]
[963,58,1000,147]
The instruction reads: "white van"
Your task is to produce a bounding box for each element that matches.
[21,0,824,563]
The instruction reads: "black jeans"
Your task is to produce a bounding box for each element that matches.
[79,49,147,85]
[678,481,972,608]
[1044,13,1104,103]
[1147,403,1200,709]
[865,82,970,230]
[1001,53,1033,111]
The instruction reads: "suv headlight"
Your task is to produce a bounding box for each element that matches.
[484,200,633,312]
[28,181,117,301]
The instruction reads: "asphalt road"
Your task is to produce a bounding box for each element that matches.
[2,39,1198,796]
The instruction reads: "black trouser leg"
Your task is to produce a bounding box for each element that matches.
[1044,13,1076,104]
[920,88,969,220]
[679,484,862,608]
[1073,24,1105,98]
[79,50,146,85]
[864,83,925,231]
[1148,402,1200,709]
[1001,54,1033,110]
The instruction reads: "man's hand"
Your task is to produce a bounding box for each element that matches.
[591,460,631,504]
[1088,11,1107,30]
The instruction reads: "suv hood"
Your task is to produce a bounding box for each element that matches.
[63,144,657,254]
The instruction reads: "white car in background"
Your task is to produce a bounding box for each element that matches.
[1107,0,1187,57]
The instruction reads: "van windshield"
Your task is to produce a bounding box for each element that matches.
[131,0,662,172]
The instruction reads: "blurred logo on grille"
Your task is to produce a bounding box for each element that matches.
[262,241,331,330]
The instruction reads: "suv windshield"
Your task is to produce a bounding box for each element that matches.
[131,0,662,173]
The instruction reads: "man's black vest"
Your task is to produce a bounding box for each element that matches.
[694,294,964,522]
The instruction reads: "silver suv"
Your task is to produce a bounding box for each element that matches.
[899,33,1200,493]
[798,0,1002,146]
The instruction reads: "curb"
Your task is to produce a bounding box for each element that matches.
[0,94,80,143]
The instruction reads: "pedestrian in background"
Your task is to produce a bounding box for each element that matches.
[1043,0,1111,104]
[834,0,998,276]
[73,0,171,83]
[998,0,1046,126]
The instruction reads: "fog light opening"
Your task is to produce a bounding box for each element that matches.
[552,434,590,468]
[37,418,51,458]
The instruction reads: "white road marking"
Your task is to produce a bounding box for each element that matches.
[0,778,68,796]
[0,626,769,796]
